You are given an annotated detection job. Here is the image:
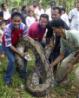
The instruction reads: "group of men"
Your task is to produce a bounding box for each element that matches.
[2,0,79,88]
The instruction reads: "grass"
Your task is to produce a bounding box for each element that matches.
[0,55,79,98]
[0,56,36,98]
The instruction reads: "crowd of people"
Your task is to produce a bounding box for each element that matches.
[0,0,79,87]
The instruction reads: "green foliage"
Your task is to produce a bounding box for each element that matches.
[0,0,75,12]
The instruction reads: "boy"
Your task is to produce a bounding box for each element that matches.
[2,12,27,86]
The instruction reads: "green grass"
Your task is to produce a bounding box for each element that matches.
[0,56,36,98]
[0,56,79,98]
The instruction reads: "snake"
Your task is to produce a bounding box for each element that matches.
[16,36,54,97]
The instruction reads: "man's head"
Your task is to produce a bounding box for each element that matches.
[1,3,8,11]
[51,19,65,36]
[32,0,38,8]
[51,7,61,20]
[75,0,79,10]
[60,7,66,15]
[39,14,49,28]
[50,0,56,9]
[11,12,22,29]
[11,8,19,13]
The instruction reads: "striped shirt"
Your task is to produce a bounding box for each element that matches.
[2,23,27,47]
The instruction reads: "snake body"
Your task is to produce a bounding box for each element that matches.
[16,36,54,96]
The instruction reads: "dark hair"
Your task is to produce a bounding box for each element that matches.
[11,8,18,13]
[0,11,3,17]
[11,12,22,19]
[60,7,66,12]
[50,0,56,7]
[40,14,49,21]
[51,19,65,28]
[54,7,61,14]
[21,5,27,11]
[1,3,7,8]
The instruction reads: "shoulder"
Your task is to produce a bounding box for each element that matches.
[29,22,38,29]
[28,22,38,32]
[68,30,79,35]
[69,8,77,14]
[64,30,77,39]
[20,23,26,30]
[4,23,12,34]
[0,29,3,35]
[47,21,53,28]
[26,16,30,20]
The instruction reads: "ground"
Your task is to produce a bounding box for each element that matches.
[0,57,79,98]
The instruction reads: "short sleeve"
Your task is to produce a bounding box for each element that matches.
[4,27,12,47]
[68,9,75,20]
[60,38,65,53]
[20,23,28,37]
[23,26,28,37]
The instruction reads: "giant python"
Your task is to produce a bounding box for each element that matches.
[15,36,54,97]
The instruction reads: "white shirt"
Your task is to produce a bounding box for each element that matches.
[3,9,11,20]
[45,7,52,21]
[26,16,36,28]
[34,7,45,20]
[60,30,79,53]
[69,8,79,30]
[61,13,69,26]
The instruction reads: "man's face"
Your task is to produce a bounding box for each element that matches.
[3,4,7,10]
[53,27,62,36]
[12,16,22,29]
[51,9,60,20]
[33,2,38,7]
[39,17,48,28]
[51,9,56,20]
[76,2,79,10]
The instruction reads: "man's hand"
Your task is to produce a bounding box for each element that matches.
[24,54,32,61]
[74,51,79,57]
[74,51,79,62]
[20,53,25,58]
[50,53,64,68]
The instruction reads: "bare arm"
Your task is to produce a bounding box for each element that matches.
[10,45,24,58]
[50,53,64,68]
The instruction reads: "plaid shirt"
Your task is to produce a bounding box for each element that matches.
[2,23,27,47]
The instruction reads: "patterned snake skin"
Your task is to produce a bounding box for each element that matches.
[16,36,54,97]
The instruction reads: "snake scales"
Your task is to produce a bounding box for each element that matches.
[16,36,54,97]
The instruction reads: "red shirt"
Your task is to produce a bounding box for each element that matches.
[28,22,46,41]
[2,23,27,47]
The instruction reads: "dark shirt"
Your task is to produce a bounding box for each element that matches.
[46,19,69,39]
[46,19,70,62]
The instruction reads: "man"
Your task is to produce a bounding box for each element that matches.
[50,19,79,83]
[2,12,27,86]
[69,0,79,30]
[28,14,49,45]
[28,14,49,83]
[45,0,56,21]
[60,7,69,26]
[1,3,11,24]
[46,7,69,74]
